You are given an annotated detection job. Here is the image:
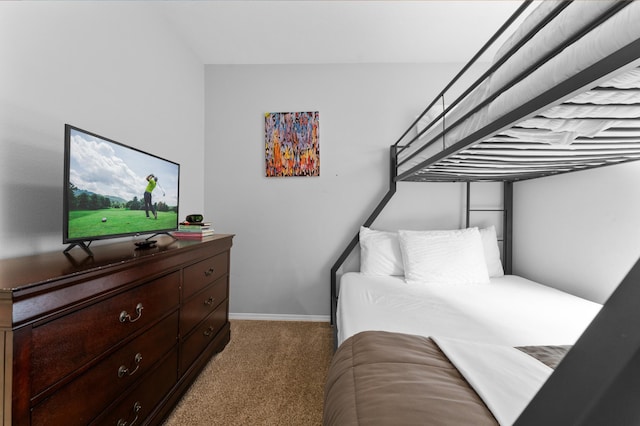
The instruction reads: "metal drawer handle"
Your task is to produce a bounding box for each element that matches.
[118,353,143,378]
[203,325,216,337]
[119,303,144,323]
[204,267,215,277]
[117,401,142,426]
[204,296,215,306]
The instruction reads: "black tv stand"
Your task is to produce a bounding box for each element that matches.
[145,232,178,241]
[63,241,94,257]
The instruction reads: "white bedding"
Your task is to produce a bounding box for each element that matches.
[433,337,553,426]
[433,336,553,426]
[337,272,601,347]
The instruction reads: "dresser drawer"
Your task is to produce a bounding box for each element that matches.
[180,302,228,373]
[180,276,227,336]
[183,252,228,299]
[31,312,178,425]
[31,271,180,395]
[91,349,179,426]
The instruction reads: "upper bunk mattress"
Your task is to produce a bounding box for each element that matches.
[337,272,602,347]
[398,1,640,180]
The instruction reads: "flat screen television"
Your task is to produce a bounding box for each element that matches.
[63,124,180,254]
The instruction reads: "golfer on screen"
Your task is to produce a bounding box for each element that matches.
[144,174,158,219]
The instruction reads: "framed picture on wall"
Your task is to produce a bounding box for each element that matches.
[265,111,319,177]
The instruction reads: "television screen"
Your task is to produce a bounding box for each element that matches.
[63,124,180,246]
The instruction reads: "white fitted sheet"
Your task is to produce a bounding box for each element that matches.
[337,272,601,347]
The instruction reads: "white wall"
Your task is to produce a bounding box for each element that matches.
[0,2,205,258]
[205,63,498,318]
[513,161,640,304]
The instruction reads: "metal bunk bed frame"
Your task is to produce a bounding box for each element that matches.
[330,1,640,423]
[398,0,640,182]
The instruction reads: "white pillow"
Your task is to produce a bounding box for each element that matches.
[479,226,505,277]
[359,226,404,276]
[398,227,490,285]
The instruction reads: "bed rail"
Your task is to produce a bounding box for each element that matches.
[393,0,536,158]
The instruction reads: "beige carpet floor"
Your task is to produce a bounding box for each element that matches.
[163,320,334,426]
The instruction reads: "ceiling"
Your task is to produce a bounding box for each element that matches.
[156,1,526,65]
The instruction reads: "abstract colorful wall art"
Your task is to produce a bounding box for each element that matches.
[265,111,319,177]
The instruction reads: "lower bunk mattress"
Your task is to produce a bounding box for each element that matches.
[337,273,602,347]
[323,331,569,426]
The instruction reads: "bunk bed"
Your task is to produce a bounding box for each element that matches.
[325,1,640,425]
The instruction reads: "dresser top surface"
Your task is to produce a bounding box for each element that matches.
[0,234,234,294]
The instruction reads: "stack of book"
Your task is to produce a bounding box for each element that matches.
[173,222,215,239]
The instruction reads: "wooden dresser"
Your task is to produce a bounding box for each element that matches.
[0,234,233,426]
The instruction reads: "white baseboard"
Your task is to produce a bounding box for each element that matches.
[229,312,330,323]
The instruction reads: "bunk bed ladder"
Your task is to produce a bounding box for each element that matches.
[465,181,513,274]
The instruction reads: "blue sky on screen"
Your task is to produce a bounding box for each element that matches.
[69,128,179,206]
